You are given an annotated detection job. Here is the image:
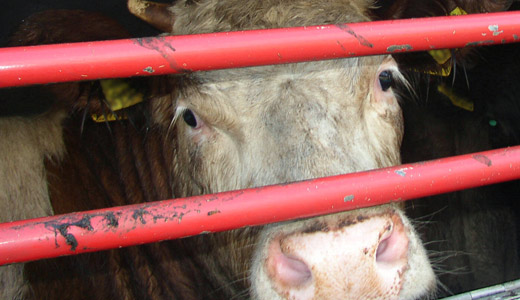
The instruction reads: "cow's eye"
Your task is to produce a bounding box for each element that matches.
[183,109,198,127]
[378,70,393,91]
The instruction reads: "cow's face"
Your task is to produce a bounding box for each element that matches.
[150,55,435,299]
[166,56,403,194]
[145,0,436,299]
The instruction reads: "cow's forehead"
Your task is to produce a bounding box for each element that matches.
[171,0,372,35]
[173,56,391,129]
[181,56,384,96]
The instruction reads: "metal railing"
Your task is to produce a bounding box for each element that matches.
[1,146,520,265]
[0,11,519,87]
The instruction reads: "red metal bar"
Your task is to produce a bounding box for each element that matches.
[0,146,519,265]
[0,11,519,88]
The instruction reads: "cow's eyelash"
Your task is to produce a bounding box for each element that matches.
[383,67,408,88]
[169,106,188,130]
[388,68,415,99]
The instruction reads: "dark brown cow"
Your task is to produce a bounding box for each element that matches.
[0,10,141,300]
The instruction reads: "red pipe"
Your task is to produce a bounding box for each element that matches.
[0,146,519,265]
[0,11,519,88]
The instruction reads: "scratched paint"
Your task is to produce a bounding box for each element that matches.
[386,44,413,53]
[466,40,495,47]
[395,170,407,177]
[344,195,355,202]
[133,36,192,73]
[334,24,374,48]
[52,216,93,251]
[143,66,155,73]
[473,155,493,167]
[40,212,119,252]
[107,214,119,227]
[395,167,414,177]
[132,208,150,224]
[336,40,347,52]
[488,25,504,36]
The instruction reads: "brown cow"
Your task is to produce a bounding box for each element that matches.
[0,0,513,299]
[127,1,436,299]
[0,9,138,300]
[2,2,435,299]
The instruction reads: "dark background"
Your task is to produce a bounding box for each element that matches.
[0,0,173,47]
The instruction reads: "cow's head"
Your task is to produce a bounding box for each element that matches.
[130,0,436,299]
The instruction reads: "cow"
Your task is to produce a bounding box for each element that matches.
[0,0,515,299]
[2,3,436,299]
[0,9,143,300]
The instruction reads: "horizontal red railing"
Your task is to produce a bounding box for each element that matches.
[0,11,519,88]
[0,146,519,265]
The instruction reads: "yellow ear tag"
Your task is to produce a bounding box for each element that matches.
[424,7,467,77]
[91,79,145,122]
[423,60,453,77]
[437,83,474,112]
[428,49,452,65]
[449,7,468,17]
[90,113,127,122]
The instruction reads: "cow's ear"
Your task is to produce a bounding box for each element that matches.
[128,0,175,33]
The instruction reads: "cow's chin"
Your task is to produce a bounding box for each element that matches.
[249,205,436,300]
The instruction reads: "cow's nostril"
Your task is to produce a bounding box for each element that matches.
[375,225,393,262]
[375,217,409,265]
[276,253,312,287]
[267,237,312,288]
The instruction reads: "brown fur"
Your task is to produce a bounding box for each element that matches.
[8,9,130,46]
[2,9,255,300]
[0,110,65,300]
[169,0,373,34]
